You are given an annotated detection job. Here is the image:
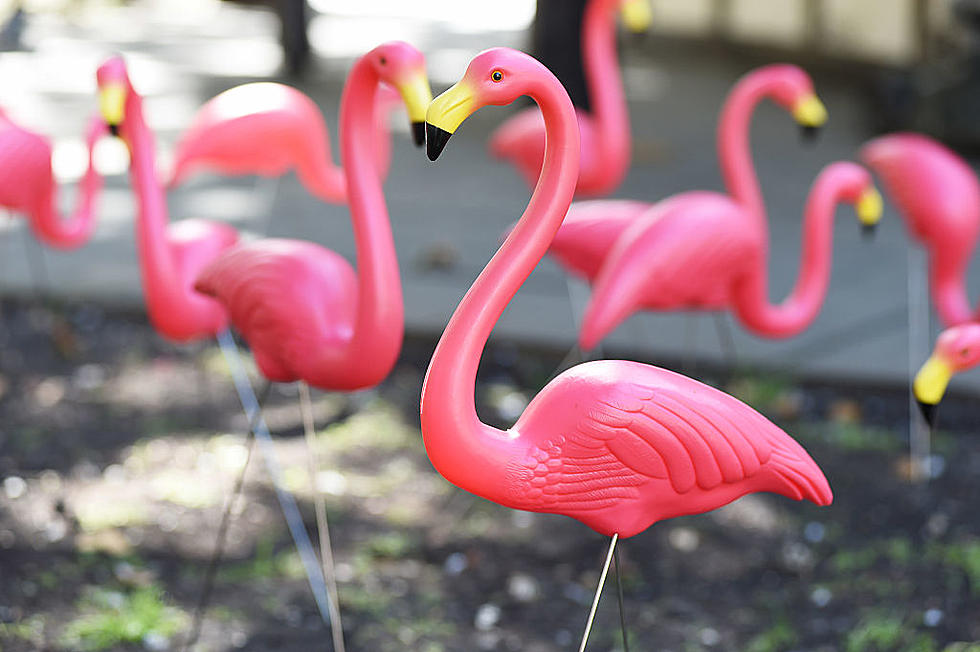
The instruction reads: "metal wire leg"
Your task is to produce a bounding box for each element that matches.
[578,533,619,652]
[181,380,273,652]
[299,382,345,652]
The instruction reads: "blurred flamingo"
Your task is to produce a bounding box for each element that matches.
[96,54,341,644]
[0,108,106,249]
[860,133,980,327]
[194,41,431,392]
[168,81,411,203]
[193,42,432,651]
[96,56,239,342]
[913,323,980,426]
[547,64,831,283]
[421,47,832,651]
[489,0,650,196]
[578,162,882,350]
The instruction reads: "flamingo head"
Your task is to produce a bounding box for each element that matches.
[619,0,652,34]
[830,162,884,239]
[365,41,432,147]
[96,54,131,137]
[914,324,980,426]
[758,65,827,142]
[426,47,557,161]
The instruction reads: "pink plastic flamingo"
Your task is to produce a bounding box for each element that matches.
[547,64,832,283]
[96,56,239,342]
[578,162,883,350]
[421,47,832,649]
[0,108,106,249]
[168,81,409,203]
[488,0,650,197]
[913,323,980,426]
[860,133,980,327]
[193,42,431,391]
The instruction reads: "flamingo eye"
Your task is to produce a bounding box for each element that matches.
[960,347,971,358]
[379,56,387,66]
[491,70,503,82]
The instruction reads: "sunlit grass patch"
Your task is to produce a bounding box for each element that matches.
[845,611,937,652]
[218,536,305,582]
[60,585,186,651]
[318,399,417,452]
[0,615,46,648]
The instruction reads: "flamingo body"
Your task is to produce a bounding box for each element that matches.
[420,47,831,541]
[543,63,828,286]
[491,108,612,195]
[502,359,831,537]
[545,198,650,280]
[579,162,878,349]
[169,82,395,203]
[194,239,357,385]
[0,110,104,249]
[97,56,240,342]
[489,0,632,197]
[189,42,431,392]
[860,133,980,326]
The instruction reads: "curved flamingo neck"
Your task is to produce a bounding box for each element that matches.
[582,0,629,174]
[731,162,860,338]
[420,75,580,499]
[929,257,975,326]
[717,71,782,231]
[317,57,403,387]
[33,116,106,249]
[122,87,185,317]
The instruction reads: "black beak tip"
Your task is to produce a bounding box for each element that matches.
[917,400,938,428]
[426,123,452,162]
[411,122,425,148]
[800,124,820,144]
[108,123,120,137]
[862,223,877,241]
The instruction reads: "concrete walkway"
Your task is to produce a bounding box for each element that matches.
[2,0,978,391]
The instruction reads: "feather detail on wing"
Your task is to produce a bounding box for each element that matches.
[513,365,831,516]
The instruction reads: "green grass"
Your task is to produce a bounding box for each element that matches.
[0,616,45,648]
[218,536,304,582]
[926,539,980,596]
[845,612,937,652]
[60,585,186,651]
[746,618,798,652]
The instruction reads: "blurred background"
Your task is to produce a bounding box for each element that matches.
[0,1,978,651]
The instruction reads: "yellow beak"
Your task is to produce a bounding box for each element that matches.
[99,83,126,128]
[425,79,477,161]
[913,355,953,406]
[856,187,883,227]
[792,93,828,128]
[621,0,652,33]
[395,70,433,146]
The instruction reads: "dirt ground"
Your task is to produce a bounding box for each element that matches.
[0,298,978,652]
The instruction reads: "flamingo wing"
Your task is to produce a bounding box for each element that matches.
[579,193,758,349]
[548,199,652,281]
[513,360,831,536]
[194,238,357,383]
[0,117,53,212]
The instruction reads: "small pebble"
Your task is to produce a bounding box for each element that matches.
[444,552,468,576]
[474,603,501,631]
[810,586,832,607]
[142,632,168,651]
[923,608,943,627]
[507,573,539,603]
[803,521,825,543]
[668,527,699,552]
[3,476,26,500]
[699,627,721,646]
